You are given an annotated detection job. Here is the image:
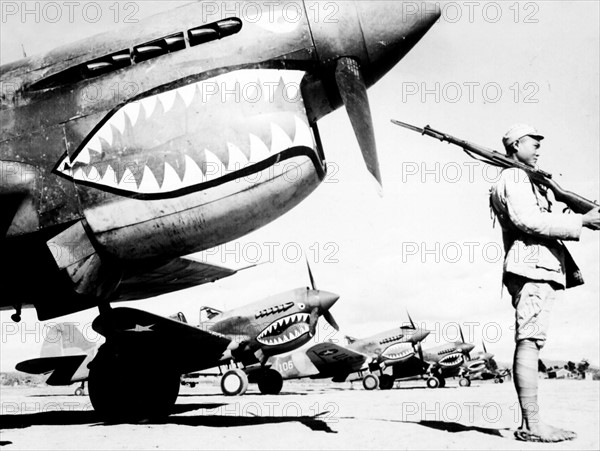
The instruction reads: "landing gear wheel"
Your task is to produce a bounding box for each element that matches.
[257,369,283,395]
[459,377,471,387]
[439,377,446,388]
[362,374,379,390]
[379,375,394,390]
[88,345,180,420]
[221,369,249,396]
[74,387,84,396]
[426,376,441,388]
[190,383,196,388]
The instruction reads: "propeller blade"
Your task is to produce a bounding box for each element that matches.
[308,307,319,336]
[482,340,488,354]
[306,258,317,290]
[407,310,416,329]
[416,341,424,362]
[323,310,340,331]
[335,57,382,195]
[459,325,470,360]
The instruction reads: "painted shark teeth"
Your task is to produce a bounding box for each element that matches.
[55,69,316,196]
[439,353,464,367]
[256,313,311,346]
[381,343,414,360]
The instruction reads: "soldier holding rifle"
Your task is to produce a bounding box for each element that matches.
[392,120,600,443]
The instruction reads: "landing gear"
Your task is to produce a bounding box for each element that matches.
[379,374,394,390]
[221,369,249,396]
[88,345,180,420]
[426,376,441,388]
[459,377,471,387]
[257,369,283,395]
[362,374,379,390]
[439,377,446,388]
[494,377,504,384]
[74,382,85,396]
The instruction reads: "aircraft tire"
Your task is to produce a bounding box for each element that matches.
[459,377,471,387]
[221,369,249,396]
[362,374,379,390]
[88,346,180,420]
[74,387,84,396]
[257,369,283,395]
[379,375,394,390]
[426,376,440,389]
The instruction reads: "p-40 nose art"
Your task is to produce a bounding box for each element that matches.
[1,1,440,322]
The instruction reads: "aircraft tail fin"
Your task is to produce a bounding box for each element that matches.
[40,323,96,358]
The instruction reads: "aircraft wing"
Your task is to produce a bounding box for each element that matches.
[115,257,237,301]
[92,307,233,374]
[16,355,87,385]
[306,342,367,376]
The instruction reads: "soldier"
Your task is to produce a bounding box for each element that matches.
[490,124,600,442]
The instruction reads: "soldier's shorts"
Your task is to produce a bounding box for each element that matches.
[504,274,560,347]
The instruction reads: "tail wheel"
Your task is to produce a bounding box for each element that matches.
[221,369,249,396]
[379,375,394,390]
[426,376,440,389]
[459,377,471,387]
[362,374,379,390]
[257,369,283,395]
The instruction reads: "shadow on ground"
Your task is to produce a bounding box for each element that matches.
[0,404,336,433]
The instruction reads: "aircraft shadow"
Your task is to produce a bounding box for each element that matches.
[0,403,224,430]
[0,405,336,433]
[413,420,508,437]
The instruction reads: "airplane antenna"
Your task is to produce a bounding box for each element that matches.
[21,43,27,58]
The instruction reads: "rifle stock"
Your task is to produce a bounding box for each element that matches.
[391,119,599,215]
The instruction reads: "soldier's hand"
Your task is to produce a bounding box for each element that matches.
[582,207,600,230]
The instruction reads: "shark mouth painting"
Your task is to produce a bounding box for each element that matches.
[256,313,311,346]
[54,69,320,199]
[380,342,415,362]
[466,359,486,372]
[439,353,465,367]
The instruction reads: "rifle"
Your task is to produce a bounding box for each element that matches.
[391,119,599,215]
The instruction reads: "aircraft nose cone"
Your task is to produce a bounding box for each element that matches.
[356,1,441,86]
[317,290,340,310]
[463,343,475,353]
[413,328,431,343]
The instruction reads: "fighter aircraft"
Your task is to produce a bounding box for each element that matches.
[458,341,510,386]
[379,324,475,389]
[259,319,430,393]
[17,271,340,405]
[1,1,440,417]
[16,323,99,396]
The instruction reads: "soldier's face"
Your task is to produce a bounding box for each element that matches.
[514,135,541,167]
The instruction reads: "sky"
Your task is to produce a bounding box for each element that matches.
[1,1,599,372]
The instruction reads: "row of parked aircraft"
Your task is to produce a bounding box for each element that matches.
[2,0,443,419]
[16,265,510,401]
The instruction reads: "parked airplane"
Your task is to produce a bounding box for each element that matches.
[261,319,430,393]
[1,1,440,417]
[17,272,340,406]
[16,323,98,396]
[381,325,475,388]
[458,341,510,386]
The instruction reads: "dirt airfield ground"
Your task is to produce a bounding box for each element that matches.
[0,378,598,450]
